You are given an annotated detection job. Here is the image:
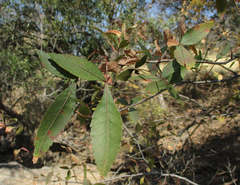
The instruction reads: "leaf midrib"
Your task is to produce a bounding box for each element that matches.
[38,84,75,151]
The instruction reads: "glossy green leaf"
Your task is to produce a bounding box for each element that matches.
[91,84,123,177]
[161,46,168,54]
[34,84,76,158]
[78,105,90,125]
[48,53,105,81]
[117,98,129,105]
[162,60,180,78]
[216,0,228,19]
[181,22,214,45]
[36,50,76,79]
[116,69,134,81]
[119,40,129,49]
[135,55,147,68]
[216,45,231,60]
[146,81,167,94]
[166,85,183,105]
[129,107,139,123]
[174,45,196,69]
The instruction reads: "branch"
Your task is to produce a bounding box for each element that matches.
[119,74,240,112]
[148,56,239,65]
[119,89,165,112]
[0,100,33,135]
[122,123,149,164]
[98,172,199,185]
[176,74,240,85]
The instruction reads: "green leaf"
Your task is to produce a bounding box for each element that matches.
[174,45,195,69]
[45,171,53,185]
[135,55,147,68]
[129,107,139,123]
[91,90,100,102]
[161,46,168,54]
[65,170,71,181]
[216,0,228,19]
[91,26,118,49]
[166,85,183,105]
[119,40,129,49]
[34,84,76,158]
[162,60,180,78]
[117,98,129,105]
[135,123,141,134]
[130,97,141,105]
[130,74,160,82]
[91,84,123,177]
[36,50,76,79]
[116,69,134,81]
[147,63,159,75]
[181,22,214,45]
[60,166,70,170]
[180,66,188,79]
[78,105,90,124]
[146,81,167,94]
[138,40,152,59]
[216,45,231,60]
[48,53,105,81]
[83,179,92,185]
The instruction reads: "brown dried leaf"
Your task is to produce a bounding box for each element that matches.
[163,29,179,47]
[71,154,79,165]
[124,49,137,58]
[179,21,186,35]
[14,149,21,156]
[154,40,162,56]
[118,57,139,66]
[0,123,5,129]
[105,30,121,37]
[99,61,119,73]
[5,126,14,133]
[32,156,39,164]
[104,73,113,85]
[189,45,197,55]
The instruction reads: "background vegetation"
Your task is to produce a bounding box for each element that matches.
[0,0,240,184]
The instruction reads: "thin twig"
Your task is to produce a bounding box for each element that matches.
[98,172,199,185]
[119,74,240,112]
[148,56,238,65]
[119,89,165,112]
[122,123,149,164]
[234,0,240,13]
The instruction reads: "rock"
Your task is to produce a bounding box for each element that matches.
[0,161,103,185]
